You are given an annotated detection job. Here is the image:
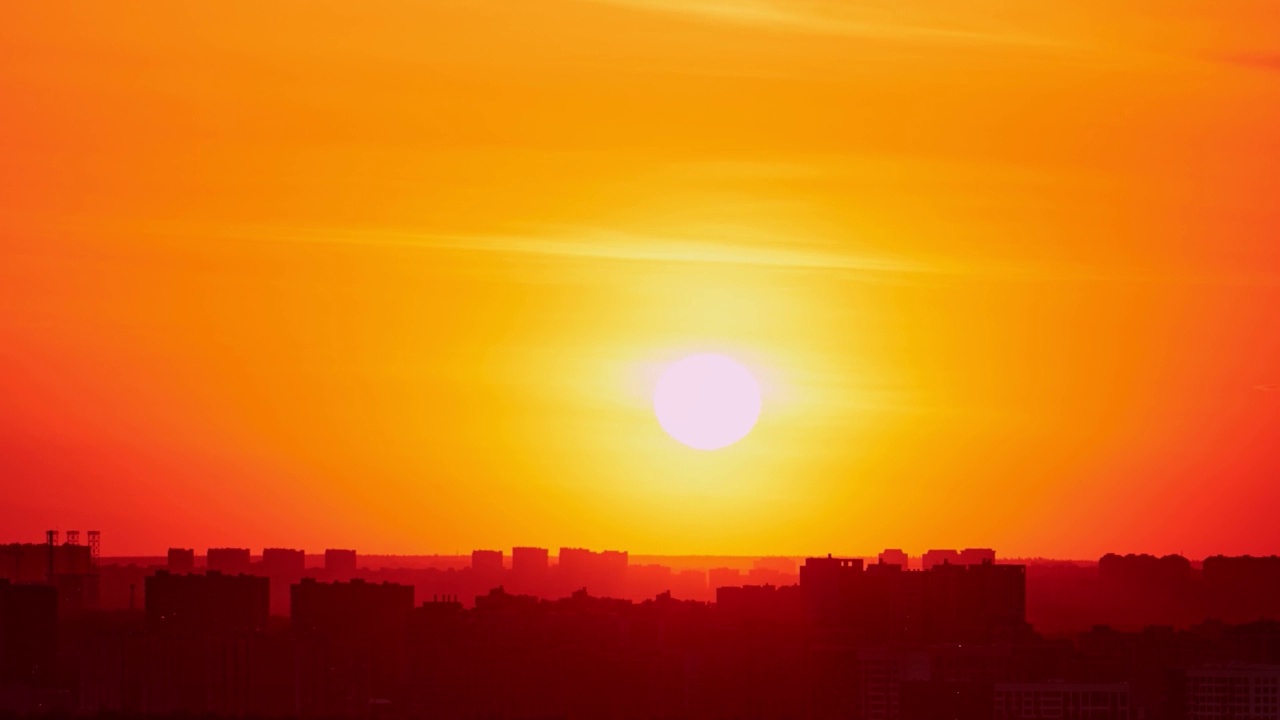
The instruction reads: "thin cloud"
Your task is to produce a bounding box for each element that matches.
[1255,384,1280,393]
[433,232,920,274]
[232,226,924,276]
[586,0,1066,50]
[1220,53,1280,71]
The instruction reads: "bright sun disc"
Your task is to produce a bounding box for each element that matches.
[653,353,762,450]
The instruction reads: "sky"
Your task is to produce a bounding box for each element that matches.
[2,0,1279,558]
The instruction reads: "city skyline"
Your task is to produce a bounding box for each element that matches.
[5,531,1280,718]
[5,1,1279,718]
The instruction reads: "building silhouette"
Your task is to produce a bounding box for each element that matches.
[140,571,282,716]
[292,578,414,718]
[0,542,93,582]
[923,548,997,569]
[261,547,305,575]
[0,580,57,687]
[800,554,864,626]
[878,548,909,568]
[1202,555,1280,622]
[324,549,357,575]
[145,571,268,633]
[1183,665,1280,719]
[994,682,1130,719]
[799,555,1026,642]
[470,549,504,576]
[205,547,251,575]
[1,539,98,614]
[4,541,1280,719]
[708,566,744,591]
[511,546,548,574]
[166,548,195,574]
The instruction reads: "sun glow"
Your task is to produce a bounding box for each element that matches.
[653,353,762,451]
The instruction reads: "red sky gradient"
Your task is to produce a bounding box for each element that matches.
[2,1,1279,557]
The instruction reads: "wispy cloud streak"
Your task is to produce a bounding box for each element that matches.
[231,226,924,275]
[1220,52,1280,71]
[585,0,1065,49]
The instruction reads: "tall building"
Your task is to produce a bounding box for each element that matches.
[139,574,290,716]
[673,569,708,598]
[923,549,962,569]
[0,541,97,613]
[260,548,307,617]
[554,548,626,595]
[0,579,57,686]
[0,542,93,583]
[470,549,504,575]
[1202,555,1280,622]
[753,557,798,574]
[323,549,357,575]
[139,629,292,716]
[261,548,305,575]
[291,578,414,634]
[166,548,195,574]
[716,584,802,622]
[292,579,415,718]
[708,567,744,590]
[206,548,251,575]
[923,548,998,569]
[860,562,926,642]
[995,682,1130,719]
[557,547,594,577]
[800,554,1024,642]
[878,549,909,567]
[511,547,549,574]
[800,555,864,625]
[144,570,269,633]
[1100,553,1193,584]
[959,548,997,565]
[1183,665,1280,720]
[923,561,1026,642]
[600,550,629,575]
[854,648,931,720]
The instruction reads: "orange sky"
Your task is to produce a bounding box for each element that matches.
[2,1,1279,558]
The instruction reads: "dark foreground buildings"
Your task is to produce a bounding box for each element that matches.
[4,547,1280,719]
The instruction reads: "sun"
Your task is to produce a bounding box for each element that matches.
[653,353,762,450]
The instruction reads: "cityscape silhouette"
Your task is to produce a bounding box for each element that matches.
[5,1,1280,719]
[3,538,1280,718]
